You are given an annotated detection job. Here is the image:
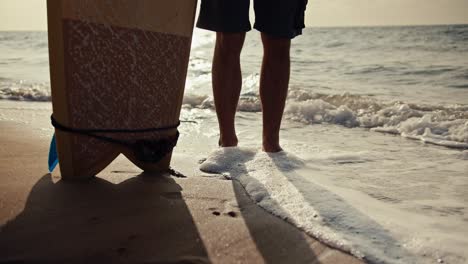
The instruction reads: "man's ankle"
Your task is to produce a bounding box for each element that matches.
[219,136,238,147]
[262,144,283,153]
[262,140,282,153]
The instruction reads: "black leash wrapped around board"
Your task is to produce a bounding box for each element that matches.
[50,115,180,163]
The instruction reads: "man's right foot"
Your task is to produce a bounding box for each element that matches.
[218,136,238,147]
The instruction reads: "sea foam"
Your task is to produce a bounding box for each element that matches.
[2,74,466,150]
[0,79,50,101]
[184,89,468,149]
[199,147,418,263]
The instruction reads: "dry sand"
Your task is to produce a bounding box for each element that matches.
[0,101,362,263]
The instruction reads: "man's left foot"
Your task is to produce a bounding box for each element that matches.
[262,144,283,153]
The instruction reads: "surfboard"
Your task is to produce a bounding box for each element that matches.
[47,0,197,180]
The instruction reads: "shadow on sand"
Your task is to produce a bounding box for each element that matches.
[0,173,209,263]
[0,166,325,264]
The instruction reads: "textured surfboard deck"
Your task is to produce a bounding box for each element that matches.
[47,0,197,179]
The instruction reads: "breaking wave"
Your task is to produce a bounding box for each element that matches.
[183,89,468,149]
[0,79,50,101]
[2,78,467,149]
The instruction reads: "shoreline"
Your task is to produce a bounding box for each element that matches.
[0,103,362,263]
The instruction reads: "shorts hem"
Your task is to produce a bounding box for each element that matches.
[196,22,252,33]
[254,24,304,39]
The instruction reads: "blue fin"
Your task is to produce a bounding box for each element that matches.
[48,134,59,172]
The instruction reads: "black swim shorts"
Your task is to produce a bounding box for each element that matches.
[196,0,308,39]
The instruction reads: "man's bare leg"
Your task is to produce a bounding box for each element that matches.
[260,33,291,153]
[212,32,246,147]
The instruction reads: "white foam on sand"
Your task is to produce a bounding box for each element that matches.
[199,147,426,264]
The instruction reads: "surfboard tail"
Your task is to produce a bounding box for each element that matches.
[47,0,197,180]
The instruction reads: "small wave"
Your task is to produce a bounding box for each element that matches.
[185,90,468,149]
[34,41,48,49]
[188,58,212,75]
[347,65,459,77]
[190,29,215,49]
[324,42,346,48]
[460,74,468,81]
[182,94,209,107]
[401,67,457,76]
[0,79,51,101]
[442,25,468,41]
[449,84,468,89]
[344,65,400,75]
[286,93,468,149]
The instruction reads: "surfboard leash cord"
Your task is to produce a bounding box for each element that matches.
[50,115,180,164]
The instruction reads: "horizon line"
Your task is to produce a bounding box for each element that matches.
[1,22,467,32]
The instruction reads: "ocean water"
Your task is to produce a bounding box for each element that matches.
[1,25,468,263]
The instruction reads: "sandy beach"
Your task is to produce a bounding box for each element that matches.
[1,24,468,262]
[0,101,362,263]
